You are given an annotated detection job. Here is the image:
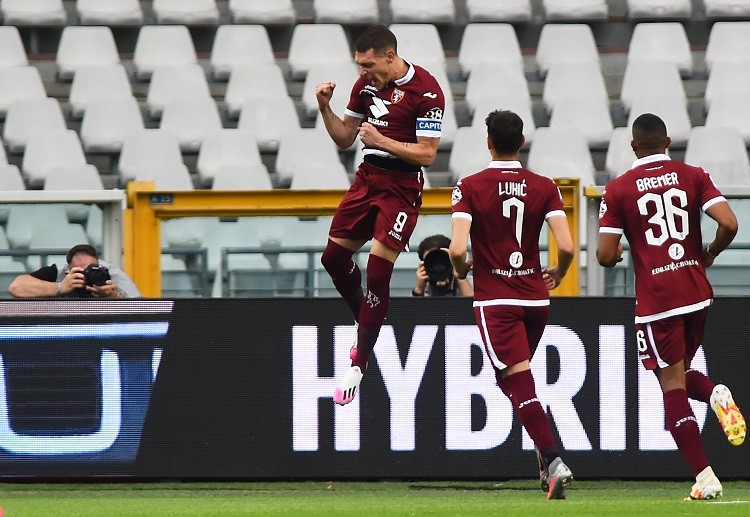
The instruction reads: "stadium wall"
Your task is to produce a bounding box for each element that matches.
[0,297,747,480]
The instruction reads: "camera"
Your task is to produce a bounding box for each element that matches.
[423,248,454,287]
[83,264,111,286]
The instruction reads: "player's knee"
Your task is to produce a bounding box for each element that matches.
[321,241,351,275]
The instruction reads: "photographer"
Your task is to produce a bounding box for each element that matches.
[9,244,141,299]
[412,234,473,297]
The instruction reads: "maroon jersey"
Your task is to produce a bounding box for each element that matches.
[599,154,725,323]
[345,62,444,160]
[451,161,566,305]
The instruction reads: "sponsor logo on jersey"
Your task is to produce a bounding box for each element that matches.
[391,88,405,104]
[369,97,391,118]
[423,92,438,99]
[367,117,389,127]
[388,229,403,242]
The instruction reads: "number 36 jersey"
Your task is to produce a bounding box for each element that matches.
[599,154,726,322]
[452,161,566,304]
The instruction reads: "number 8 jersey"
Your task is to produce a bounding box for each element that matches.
[599,153,726,322]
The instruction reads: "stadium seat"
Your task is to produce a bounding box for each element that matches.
[224,64,288,118]
[22,130,88,188]
[302,63,358,118]
[131,163,194,191]
[390,0,456,23]
[210,25,275,80]
[0,26,28,68]
[228,0,295,24]
[684,126,750,187]
[146,64,211,118]
[159,97,222,152]
[5,204,69,249]
[290,162,350,190]
[627,23,693,77]
[620,60,686,113]
[605,127,636,179]
[704,0,750,18]
[465,0,532,22]
[0,66,46,117]
[118,130,187,185]
[76,0,144,25]
[458,23,523,79]
[1,0,66,26]
[56,26,120,81]
[389,24,447,72]
[548,95,613,148]
[3,97,66,153]
[449,126,493,183]
[542,0,608,21]
[43,164,104,191]
[464,63,530,116]
[68,64,132,118]
[152,0,220,25]
[705,94,750,144]
[287,24,351,80]
[313,0,379,24]
[704,60,750,111]
[542,61,608,113]
[0,163,24,190]
[627,93,692,145]
[29,220,90,252]
[472,97,536,145]
[211,163,273,190]
[535,24,600,78]
[237,96,300,152]
[197,130,263,185]
[705,21,750,72]
[133,25,197,80]
[80,96,144,153]
[436,102,458,150]
[627,0,692,19]
[160,254,201,298]
[275,129,343,186]
[527,127,596,185]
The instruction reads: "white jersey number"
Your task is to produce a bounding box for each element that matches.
[637,188,689,246]
[502,197,525,245]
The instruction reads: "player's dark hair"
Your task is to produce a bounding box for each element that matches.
[632,113,669,150]
[417,234,451,261]
[354,25,398,55]
[66,244,98,264]
[485,110,524,154]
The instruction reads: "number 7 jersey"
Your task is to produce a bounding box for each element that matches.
[599,154,726,322]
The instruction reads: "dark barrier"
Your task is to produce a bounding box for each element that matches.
[0,298,747,479]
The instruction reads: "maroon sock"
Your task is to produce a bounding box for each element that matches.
[498,369,558,459]
[685,369,715,404]
[664,388,709,476]
[352,254,394,370]
[321,240,364,321]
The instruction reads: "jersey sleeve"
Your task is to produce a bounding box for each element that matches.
[415,75,445,139]
[545,182,566,220]
[598,185,624,235]
[697,169,726,212]
[451,180,472,221]
[344,77,366,119]
[29,264,58,282]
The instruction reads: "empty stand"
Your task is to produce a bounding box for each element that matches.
[152,0,220,25]
[275,129,343,186]
[56,26,120,81]
[80,96,143,153]
[542,61,608,113]
[704,0,750,18]
[465,0,531,21]
[620,60,686,113]
[68,64,132,118]
[684,126,750,187]
[472,97,536,144]
[118,129,187,186]
[210,24,275,80]
[705,94,750,144]
[0,139,24,190]
[390,0,456,23]
[228,0,295,25]
[290,162,350,190]
[389,24,446,72]
[313,0,379,24]
[0,66,46,117]
[605,127,636,179]
[3,97,66,153]
[197,130,263,184]
[224,64,288,118]
[146,64,211,117]
[287,24,351,80]
[211,163,272,190]
[133,25,197,80]
[705,21,750,72]
[76,0,144,25]
[5,204,69,250]
[238,96,300,152]
[22,129,88,188]
[464,63,530,116]
[448,126,492,183]
[302,63,358,117]
[458,23,522,79]
[627,0,691,19]
[159,96,222,152]
[1,0,66,26]
[0,26,28,68]
[43,164,103,191]
[527,127,596,185]
[704,60,750,111]
[548,95,613,147]
[627,93,692,144]
[627,22,693,76]
[535,24,600,78]
[542,0,608,21]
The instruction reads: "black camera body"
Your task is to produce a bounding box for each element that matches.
[423,248,454,290]
[83,264,111,286]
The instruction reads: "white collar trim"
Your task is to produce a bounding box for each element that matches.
[633,153,670,168]
[394,60,415,86]
[488,160,522,169]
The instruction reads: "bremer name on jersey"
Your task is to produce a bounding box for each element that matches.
[451,161,566,305]
[344,62,445,153]
[599,154,726,322]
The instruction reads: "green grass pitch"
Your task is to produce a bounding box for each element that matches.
[1,480,750,516]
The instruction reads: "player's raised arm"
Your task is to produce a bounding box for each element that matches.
[316,81,361,149]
